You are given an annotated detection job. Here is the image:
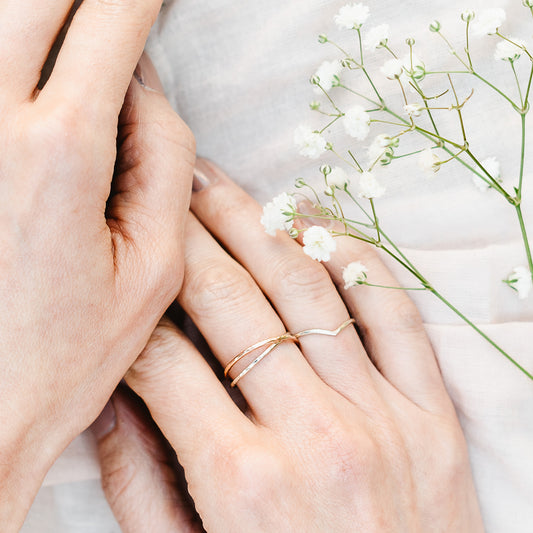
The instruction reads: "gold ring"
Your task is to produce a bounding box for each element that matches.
[224,318,355,388]
[225,332,298,388]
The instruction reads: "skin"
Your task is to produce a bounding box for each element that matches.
[93,161,486,532]
[0,2,194,530]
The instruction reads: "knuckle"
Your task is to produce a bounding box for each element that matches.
[185,261,259,317]
[219,442,287,506]
[27,106,88,155]
[307,411,377,488]
[100,456,137,513]
[271,252,333,302]
[431,423,469,480]
[387,297,424,335]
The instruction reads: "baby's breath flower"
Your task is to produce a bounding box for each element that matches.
[461,10,475,22]
[494,39,526,62]
[429,20,441,32]
[294,125,327,159]
[261,193,297,236]
[419,149,441,174]
[367,134,395,162]
[358,171,385,199]
[380,58,403,80]
[343,261,368,288]
[404,103,424,117]
[505,266,532,299]
[342,106,371,140]
[313,60,343,93]
[302,226,337,262]
[363,24,390,50]
[327,166,351,189]
[471,8,506,36]
[472,157,502,191]
[334,3,370,30]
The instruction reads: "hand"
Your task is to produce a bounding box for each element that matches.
[0,3,194,528]
[94,160,484,532]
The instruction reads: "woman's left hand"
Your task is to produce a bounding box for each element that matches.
[92,160,484,533]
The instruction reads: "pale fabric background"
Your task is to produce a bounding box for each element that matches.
[23,0,533,531]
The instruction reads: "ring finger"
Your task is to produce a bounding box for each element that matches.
[179,214,331,424]
[190,159,379,400]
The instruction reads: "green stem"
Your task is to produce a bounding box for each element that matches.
[511,61,525,107]
[519,113,527,192]
[524,62,533,108]
[319,114,343,134]
[369,199,381,242]
[363,282,427,291]
[431,289,533,381]
[465,150,514,202]
[473,72,518,109]
[515,204,533,278]
[465,20,473,70]
[357,29,384,103]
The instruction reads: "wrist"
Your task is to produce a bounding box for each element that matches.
[0,407,68,531]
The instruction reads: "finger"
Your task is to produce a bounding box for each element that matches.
[190,160,379,399]
[39,0,163,121]
[179,214,329,422]
[108,55,195,304]
[92,386,203,532]
[0,1,75,99]
[313,224,451,411]
[125,318,253,471]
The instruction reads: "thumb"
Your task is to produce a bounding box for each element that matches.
[108,53,196,304]
[91,386,203,533]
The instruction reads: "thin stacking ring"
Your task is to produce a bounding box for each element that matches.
[225,318,356,388]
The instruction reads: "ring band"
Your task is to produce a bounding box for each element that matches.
[224,318,355,387]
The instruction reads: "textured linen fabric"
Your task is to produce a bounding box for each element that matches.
[24,0,533,531]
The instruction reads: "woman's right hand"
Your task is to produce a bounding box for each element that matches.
[94,161,484,533]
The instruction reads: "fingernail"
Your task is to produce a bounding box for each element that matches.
[91,400,116,440]
[297,200,334,228]
[134,53,164,93]
[192,168,211,192]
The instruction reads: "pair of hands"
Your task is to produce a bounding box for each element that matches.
[0,1,484,531]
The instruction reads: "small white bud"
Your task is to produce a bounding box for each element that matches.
[429,20,441,32]
[318,34,328,44]
[461,10,475,22]
[320,164,332,175]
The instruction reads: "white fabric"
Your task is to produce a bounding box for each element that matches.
[24,0,533,531]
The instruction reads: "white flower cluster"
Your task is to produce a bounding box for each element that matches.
[261,192,297,236]
[334,3,370,30]
[419,149,441,175]
[343,262,368,289]
[494,39,526,62]
[302,226,337,262]
[359,171,385,199]
[327,167,351,189]
[506,267,533,300]
[471,8,506,36]
[313,59,343,92]
[363,24,389,50]
[343,105,371,140]
[294,125,327,159]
